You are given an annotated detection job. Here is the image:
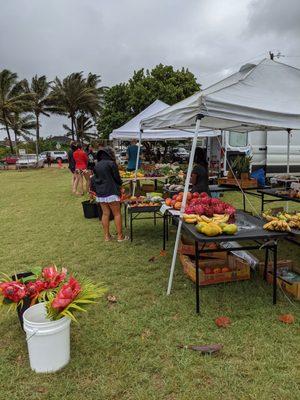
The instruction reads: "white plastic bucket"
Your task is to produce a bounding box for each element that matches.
[23,302,71,373]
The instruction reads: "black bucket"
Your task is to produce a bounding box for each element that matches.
[12,272,34,330]
[82,201,99,219]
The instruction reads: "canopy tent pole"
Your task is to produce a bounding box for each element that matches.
[167,115,203,295]
[287,129,291,175]
[132,130,142,197]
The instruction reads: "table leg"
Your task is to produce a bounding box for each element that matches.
[263,247,269,281]
[130,212,133,242]
[195,241,200,314]
[154,179,158,191]
[163,214,166,250]
[154,212,157,226]
[124,204,127,228]
[243,192,246,212]
[273,244,277,305]
[166,214,169,241]
[261,193,264,213]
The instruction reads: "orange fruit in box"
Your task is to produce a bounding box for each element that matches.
[221,267,230,273]
[165,198,172,206]
[174,201,182,210]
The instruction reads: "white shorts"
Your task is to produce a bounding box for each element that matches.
[96,195,120,203]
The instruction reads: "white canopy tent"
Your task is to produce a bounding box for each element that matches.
[109,99,218,140]
[110,99,219,196]
[140,58,300,294]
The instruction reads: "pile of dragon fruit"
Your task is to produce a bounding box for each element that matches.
[185,192,236,217]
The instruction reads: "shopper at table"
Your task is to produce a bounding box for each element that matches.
[94,147,128,242]
[68,142,77,193]
[86,144,96,172]
[127,140,141,171]
[73,143,89,195]
[191,147,210,195]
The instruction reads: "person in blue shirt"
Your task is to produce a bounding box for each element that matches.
[127,140,141,171]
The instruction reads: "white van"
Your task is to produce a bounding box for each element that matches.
[206,130,300,177]
[39,151,68,163]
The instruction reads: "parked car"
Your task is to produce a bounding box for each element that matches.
[16,154,44,169]
[171,147,190,163]
[0,155,19,164]
[39,151,68,163]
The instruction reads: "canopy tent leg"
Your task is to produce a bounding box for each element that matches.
[167,115,203,295]
[287,129,291,175]
[132,130,142,197]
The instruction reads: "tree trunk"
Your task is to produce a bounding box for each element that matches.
[14,130,18,154]
[4,118,14,153]
[71,116,75,141]
[36,113,40,154]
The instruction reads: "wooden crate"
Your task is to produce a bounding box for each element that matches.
[179,253,250,286]
[218,177,257,189]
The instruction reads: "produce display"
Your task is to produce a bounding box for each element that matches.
[164,183,185,193]
[165,191,236,217]
[275,189,300,199]
[127,195,163,207]
[165,192,238,237]
[119,164,179,179]
[262,210,300,231]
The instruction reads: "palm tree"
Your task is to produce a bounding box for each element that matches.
[0,69,33,153]
[7,112,36,152]
[49,72,104,140]
[23,75,53,153]
[63,114,97,142]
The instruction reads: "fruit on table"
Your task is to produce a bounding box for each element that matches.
[263,219,291,232]
[204,267,213,274]
[222,224,238,235]
[201,223,222,237]
[213,268,221,274]
[196,222,208,233]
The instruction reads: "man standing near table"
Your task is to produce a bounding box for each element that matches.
[126,140,141,171]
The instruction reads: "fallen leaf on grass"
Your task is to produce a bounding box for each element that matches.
[159,250,167,257]
[107,295,117,303]
[148,256,156,262]
[178,344,223,355]
[278,314,295,324]
[141,329,151,340]
[215,316,231,328]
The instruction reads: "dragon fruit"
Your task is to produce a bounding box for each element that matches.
[210,198,221,206]
[199,197,211,206]
[194,204,205,215]
[224,205,236,216]
[185,206,195,214]
[213,204,225,215]
[200,192,209,198]
[203,205,214,217]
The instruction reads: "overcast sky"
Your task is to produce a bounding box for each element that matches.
[1,0,300,139]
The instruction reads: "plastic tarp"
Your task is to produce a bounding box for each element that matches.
[109,99,219,140]
[141,59,300,132]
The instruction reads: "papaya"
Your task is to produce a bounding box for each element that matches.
[222,224,238,235]
[201,222,222,237]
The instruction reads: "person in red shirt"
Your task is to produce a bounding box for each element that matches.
[73,143,89,195]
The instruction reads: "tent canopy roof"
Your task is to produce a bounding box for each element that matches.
[110,99,219,140]
[141,59,300,132]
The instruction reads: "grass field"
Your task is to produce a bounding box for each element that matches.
[0,168,299,400]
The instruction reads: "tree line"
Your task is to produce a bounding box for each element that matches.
[0,64,200,154]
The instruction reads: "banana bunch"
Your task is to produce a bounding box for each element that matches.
[263,219,291,232]
[183,213,230,225]
[198,214,230,224]
[263,210,300,230]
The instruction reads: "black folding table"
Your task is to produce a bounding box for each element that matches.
[163,211,288,313]
[257,188,300,212]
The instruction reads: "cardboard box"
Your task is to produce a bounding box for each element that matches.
[179,238,228,260]
[180,253,250,286]
[262,261,300,300]
[258,260,293,277]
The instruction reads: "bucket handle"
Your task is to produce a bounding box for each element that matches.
[26,329,39,342]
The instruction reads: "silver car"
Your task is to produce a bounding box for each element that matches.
[40,151,68,162]
[16,154,44,169]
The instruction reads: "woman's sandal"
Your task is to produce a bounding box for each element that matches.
[117,236,129,243]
